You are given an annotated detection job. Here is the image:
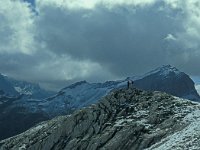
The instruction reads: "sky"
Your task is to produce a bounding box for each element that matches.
[0,0,200,91]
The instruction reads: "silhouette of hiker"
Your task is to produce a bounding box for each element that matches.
[127,80,134,89]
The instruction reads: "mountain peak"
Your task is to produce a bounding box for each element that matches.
[144,65,181,77]
[133,65,200,101]
[159,64,179,71]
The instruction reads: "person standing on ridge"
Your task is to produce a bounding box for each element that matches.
[127,80,134,89]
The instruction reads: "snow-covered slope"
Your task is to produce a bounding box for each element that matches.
[40,65,199,117]
[5,76,54,98]
[195,85,200,95]
[147,98,200,150]
[1,88,200,150]
[141,64,181,77]
[37,81,121,117]
[0,74,54,98]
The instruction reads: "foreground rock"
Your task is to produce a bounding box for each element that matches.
[1,88,200,150]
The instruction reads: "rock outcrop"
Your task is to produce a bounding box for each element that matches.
[1,88,200,150]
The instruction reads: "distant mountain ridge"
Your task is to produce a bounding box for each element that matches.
[43,65,199,116]
[0,65,199,140]
[0,74,54,98]
[9,65,198,118]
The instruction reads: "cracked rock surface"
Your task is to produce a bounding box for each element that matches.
[1,88,200,150]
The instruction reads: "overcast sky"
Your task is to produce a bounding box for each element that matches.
[0,0,200,91]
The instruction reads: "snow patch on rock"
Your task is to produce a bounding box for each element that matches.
[147,97,200,150]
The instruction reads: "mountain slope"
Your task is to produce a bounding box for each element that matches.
[41,65,199,117]
[0,74,54,140]
[40,80,121,117]
[133,65,200,101]
[1,88,200,150]
[3,75,54,98]
[0,95,49,141]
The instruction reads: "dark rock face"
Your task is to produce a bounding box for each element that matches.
[134,65,200,101]
[0,74,54,141]
[1,88,200,150]
[0,95,49,141]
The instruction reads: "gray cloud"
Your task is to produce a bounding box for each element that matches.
[0,0,35,54]
[35,2,183,76]
[0,0,200,91]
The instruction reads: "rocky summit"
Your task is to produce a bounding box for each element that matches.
[133,65,200,101]
[1,88,200,150]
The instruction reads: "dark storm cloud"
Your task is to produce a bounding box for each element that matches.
[0,51,114,91]
[1,0,200,90]
[35,3,184,76]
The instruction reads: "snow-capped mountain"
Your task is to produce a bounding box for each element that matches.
[2,88,200,150]
[37,80,121,117]
[133,65,200,101]
[41,65,199,117]
[0,65,199,141]
[0,74,54,98]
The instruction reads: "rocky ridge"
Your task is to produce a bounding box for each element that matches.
[40,65,200,117]
[1,88,200,150]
